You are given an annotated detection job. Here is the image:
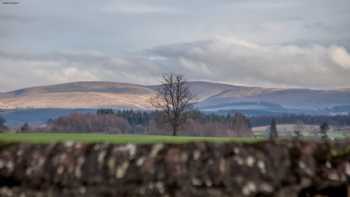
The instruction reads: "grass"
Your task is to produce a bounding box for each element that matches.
[0,132,261,144]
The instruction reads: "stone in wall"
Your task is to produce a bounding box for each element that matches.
[0,140,350,197]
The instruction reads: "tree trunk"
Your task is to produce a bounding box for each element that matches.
[172,125,177,136]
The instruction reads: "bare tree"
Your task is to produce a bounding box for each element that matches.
[231,113,252,136]
[152,73,193,136]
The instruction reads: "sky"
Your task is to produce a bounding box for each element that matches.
[1,0,350,91]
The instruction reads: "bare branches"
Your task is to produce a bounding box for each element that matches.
[152,73,193,136]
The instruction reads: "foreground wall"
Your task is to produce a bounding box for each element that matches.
[0,140,350,197]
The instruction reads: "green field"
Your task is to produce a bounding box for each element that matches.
[0,133,261,144]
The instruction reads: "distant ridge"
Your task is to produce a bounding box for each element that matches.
[0,81,350,112]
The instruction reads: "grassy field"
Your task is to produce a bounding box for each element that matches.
[0,133,261,144]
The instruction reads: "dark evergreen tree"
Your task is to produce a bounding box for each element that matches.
[0,116,5,127]
[20,122,30,132]
[320,122,329,140]
[0,115,7,132]
[97,109,114,115]
[269,118,278,140]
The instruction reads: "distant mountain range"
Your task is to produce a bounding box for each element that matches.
[1,81,350,115]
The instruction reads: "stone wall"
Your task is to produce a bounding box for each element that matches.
[0,140,350,197]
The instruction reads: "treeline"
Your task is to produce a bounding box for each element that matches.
[96,109,251,136]
[111,110,232,127]
[13,109,252,136]
[3,110,350,136]
[47,113,130,133]
[98,109,350,128]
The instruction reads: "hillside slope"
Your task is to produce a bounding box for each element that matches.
[0,82,155,109]
[0,81,350,111]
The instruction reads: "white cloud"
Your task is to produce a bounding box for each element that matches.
[330,46,350,69]
[52,67,98,83]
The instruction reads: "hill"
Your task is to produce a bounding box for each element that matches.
[0,81,350,113]
[0,82,154,110]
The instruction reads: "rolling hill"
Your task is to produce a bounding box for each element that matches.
[0,82,155,110]
[0,81,350,113]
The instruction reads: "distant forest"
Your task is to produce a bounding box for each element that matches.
[1,109,349,136]
[99,109,350,127]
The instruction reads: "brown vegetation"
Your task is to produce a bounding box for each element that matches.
[47,113,131,134]
[12,110,255,136]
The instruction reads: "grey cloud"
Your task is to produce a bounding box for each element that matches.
[146,37,350,89]
[1,38,350,92]
[2,0,349,52]
[0,0,350,90]
[0,49,164,91]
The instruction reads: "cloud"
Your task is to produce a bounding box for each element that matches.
[146,37,350,89]
[1,0,350,54]
[50,67,98,82]
[0,49,163,91]
[101,2,178,15]
[1,37,350,91]
[1,0,350,91]
[330,47,350,69]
